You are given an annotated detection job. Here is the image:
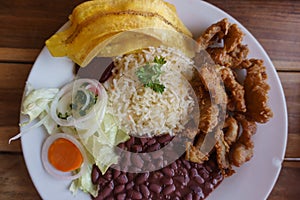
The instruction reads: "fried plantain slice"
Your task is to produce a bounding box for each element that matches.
[46,0,192,67]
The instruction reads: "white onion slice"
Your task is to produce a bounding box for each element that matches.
[50,79,108,136]
[9,115,49,144]
[41,133,87,180]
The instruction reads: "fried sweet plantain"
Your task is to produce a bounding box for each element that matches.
[46,0,192,67]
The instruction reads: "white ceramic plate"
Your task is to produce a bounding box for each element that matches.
[21,0,288,199]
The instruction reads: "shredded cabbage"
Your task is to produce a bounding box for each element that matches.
[14,80,130,197]
[21,88,59,126]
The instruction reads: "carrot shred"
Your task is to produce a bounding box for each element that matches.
[48,138,83,172]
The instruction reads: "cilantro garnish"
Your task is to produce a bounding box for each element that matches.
[58,112,70,119]
[136,56,166,94]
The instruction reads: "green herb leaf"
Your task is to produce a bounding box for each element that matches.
[145,82,165,93]
[58,112,70,119]
[153,56,166,65]
[136,56,166,93]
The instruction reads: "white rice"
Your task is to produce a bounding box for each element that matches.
[104,46,195,136]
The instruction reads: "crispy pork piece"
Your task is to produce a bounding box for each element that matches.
[185,141,209,163]
[198,65,227,105]
[244,59,273,123]
[223,116,239,146]
[197,18,230,50]
[230,114,257,167]
[215,129,234,176]
[207,44,249,68]
[198,93,219,133]
[224,24,244,53]
[219,67,246,112]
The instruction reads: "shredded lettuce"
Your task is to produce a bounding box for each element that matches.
[38,111,58,134]
[16,83,130,198]
[83,114,130,173]
[21,88,59,126]
[69,162,99,198]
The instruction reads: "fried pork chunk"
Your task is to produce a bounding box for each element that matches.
[187,18,273,175]
[197,18,230,50]
[244,59,273,123]
[219,67,246,112]
[230,114,257,167]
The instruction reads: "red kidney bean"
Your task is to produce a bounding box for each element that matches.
[155,158,164,168]
[147,138,156,146]
[140,184,150,198]
[118,142,126,149]
[157,134,172,143]
[175,190,182,197]
[205,164,212,173]
[113,170,121,179]
[193,192,204,200]
[135,172,149,184]
[162,168,175,177]
[184,193,192,200]
[103,171,112,181]
[92,166,100,184]
[149,183,162,193]
[180,168,188,176]
[190,168,198,177]
[183,175,190,186]
[126,137,135,148]
[182,159,191,169]
[116,193,126,200]
[194,175,205,185]
[146,143,160,152]
[170,161,178,170]
[164,150,179,159]
[200,172,209,180]
[161,176,173,185]
[116,174,128,185]
[204,182,214,192]
[132,144,142,152]
[114,184,125,194]
[132,154,144,168]
[97,177,107,185]
[146,162,156,171]
[130,190,143,200]
[190,184,201,194]
[173,176,184,183]
[151,150,163,159]
[127,173,135,182]
[126,181,134,190]
[140,138,148,146]
[142,153,151,162]
[162,185,176,195]
[100,181,114,198]
[99,62,114,83]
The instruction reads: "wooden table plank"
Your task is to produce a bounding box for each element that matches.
[0,153,41,200]
[0,48,40,63]
[278,72,300,135]
[205,0,300,72]
[0,0,86,49]
[268,162,300,200]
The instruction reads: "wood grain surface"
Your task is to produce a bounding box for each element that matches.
[0,0,299,199]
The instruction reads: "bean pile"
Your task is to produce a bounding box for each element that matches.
[91,134,223,200]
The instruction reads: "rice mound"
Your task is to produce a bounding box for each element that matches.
[104,46,196,136]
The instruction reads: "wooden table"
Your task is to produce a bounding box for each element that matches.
[0,0,299,199]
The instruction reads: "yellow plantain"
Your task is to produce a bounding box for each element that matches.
[46,0,193,67]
